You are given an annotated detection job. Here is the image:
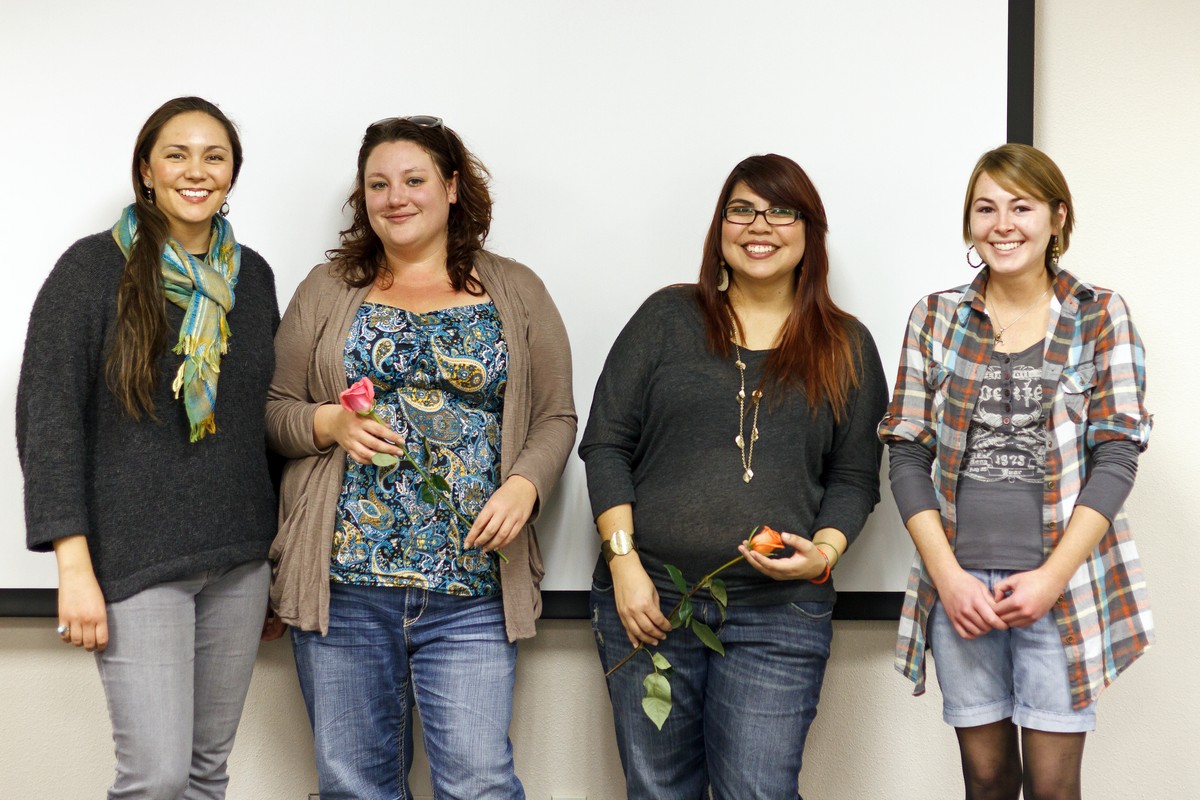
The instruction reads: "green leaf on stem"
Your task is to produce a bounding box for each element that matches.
[664,563,689,595]
[691,620,725,655]
[427,473,451,493]
[668,597,693,630]
[371,453,399,467]
[419,484,439,505]
[642,673,672,730]
[650,651,671,671]
[709,579,727,608]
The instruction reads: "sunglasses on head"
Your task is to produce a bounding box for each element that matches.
[368,115,444,130]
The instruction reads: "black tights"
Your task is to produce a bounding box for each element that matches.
[956,720,1086,800]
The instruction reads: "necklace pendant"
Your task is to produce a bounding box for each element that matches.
[735,434,744,448]
[995,331,1004,345]
[743,468,754,483]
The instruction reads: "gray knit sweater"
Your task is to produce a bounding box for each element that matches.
[18,231,279,602]
[579,286,887,605]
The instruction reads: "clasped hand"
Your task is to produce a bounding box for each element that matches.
[938,566,1063,639]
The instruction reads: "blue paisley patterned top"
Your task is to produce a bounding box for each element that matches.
[331,301,507,596]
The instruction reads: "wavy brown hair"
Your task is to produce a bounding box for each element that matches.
[696,154,862,419]
[328,118,493,294]
[106,96,243,419]
[962,143,1075,268]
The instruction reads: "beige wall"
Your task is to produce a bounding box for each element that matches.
[2,2,1196,797]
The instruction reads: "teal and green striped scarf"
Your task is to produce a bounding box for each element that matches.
[112,205,240,442]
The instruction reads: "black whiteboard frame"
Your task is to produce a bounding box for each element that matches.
[0,0,1035,621]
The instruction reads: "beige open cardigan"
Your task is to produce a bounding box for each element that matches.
[265,252,577,641]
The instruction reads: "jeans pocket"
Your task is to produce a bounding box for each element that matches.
[787,600,834,622]
[589,579,615,652]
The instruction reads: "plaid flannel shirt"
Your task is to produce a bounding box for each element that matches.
[878,266,1154,710]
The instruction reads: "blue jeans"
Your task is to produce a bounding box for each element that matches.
[292,584,523,800]
[96,559,270,800]
[591,581,832,800]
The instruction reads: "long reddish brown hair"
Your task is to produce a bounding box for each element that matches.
[697,154,861,419]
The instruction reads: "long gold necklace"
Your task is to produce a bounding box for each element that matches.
[733,343,762,483]
[987,285,1052,346]
[731,326,763,483]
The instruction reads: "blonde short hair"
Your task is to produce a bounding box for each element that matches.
[962,143,1074,261]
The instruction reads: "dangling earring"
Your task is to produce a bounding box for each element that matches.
[966,245,985,269]
[716,260,730,292]
[143,180,155,204]
[219,198,231,218]
[1049,235,1061,268]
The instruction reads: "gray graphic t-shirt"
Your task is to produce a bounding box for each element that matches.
[954,339,1047,570]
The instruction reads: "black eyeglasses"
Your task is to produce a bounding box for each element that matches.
[722,206,803,226]
[368,115,445,130]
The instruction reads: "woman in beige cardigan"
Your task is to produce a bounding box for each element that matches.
[265,116,576,800]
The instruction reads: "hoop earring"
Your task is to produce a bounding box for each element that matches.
[1049,235,1061,268]
[966,245,985,269]
[219,199,231,218]
[716,263,730,292]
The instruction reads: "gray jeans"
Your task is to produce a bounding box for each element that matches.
[95,559,270,800]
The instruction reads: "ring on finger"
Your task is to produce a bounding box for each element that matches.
[56,623,69,636]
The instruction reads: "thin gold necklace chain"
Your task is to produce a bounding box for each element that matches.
[987,284,1052,345]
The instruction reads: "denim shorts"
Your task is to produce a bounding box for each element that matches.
[927,568,1096,733]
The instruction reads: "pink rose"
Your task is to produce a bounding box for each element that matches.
[339,377,375,414]
[747,525,785,555]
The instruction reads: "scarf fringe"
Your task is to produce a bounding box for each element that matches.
[190,416,218,443]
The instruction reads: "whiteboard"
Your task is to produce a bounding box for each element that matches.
[0,0,1013,597]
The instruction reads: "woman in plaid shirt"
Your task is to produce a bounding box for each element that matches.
[878,144,1153,800]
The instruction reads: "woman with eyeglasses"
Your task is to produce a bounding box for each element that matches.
[579,154,887,799]
[878,144,1153,799]
[265,116,576,800]
[17,96,279,798]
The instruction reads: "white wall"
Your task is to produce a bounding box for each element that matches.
[2,1,1197,798]
[0,0,1009,595]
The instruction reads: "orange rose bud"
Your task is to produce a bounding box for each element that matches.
[747,525,785,554]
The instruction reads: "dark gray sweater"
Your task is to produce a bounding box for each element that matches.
[18,231,279,602]
[579,286,888,605]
